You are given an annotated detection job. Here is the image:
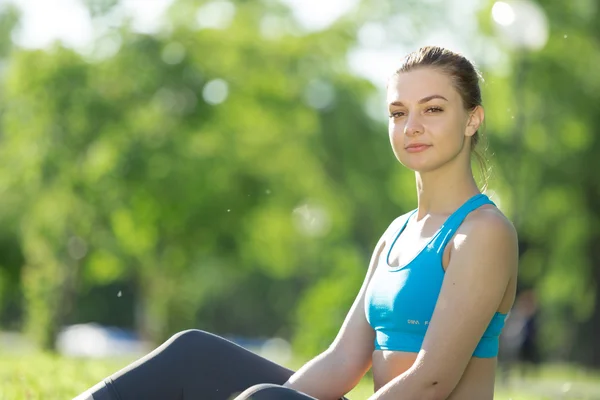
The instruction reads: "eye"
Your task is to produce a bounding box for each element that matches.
[389,111,405,118]
[426,106,443,113]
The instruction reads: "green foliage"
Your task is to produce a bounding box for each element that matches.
[0,0,407,348]
[475,0,600,360]
[293,245,366,355]
[0,0,599,369]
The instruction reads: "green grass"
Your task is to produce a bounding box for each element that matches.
[346,366,600,400]
[1,352,599,400]
[0,352,130,400]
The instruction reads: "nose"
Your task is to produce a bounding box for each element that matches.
[404,113,424,137]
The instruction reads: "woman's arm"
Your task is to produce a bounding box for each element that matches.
[283,233,389,399]
[368,210,518,400]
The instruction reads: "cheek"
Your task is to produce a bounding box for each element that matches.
[432,116,466,146]
[388,122,405,150]
[388,118,407,137]
[388,119,400,134]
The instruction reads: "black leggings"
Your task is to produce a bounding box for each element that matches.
[79,329,340,400]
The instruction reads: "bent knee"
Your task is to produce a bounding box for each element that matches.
[170,329,210,341]
[234,384,317,400]
[166,329,218,351]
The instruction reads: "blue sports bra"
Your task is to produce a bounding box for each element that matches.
[364,194,507,358]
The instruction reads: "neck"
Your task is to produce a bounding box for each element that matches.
[414,160,480,219]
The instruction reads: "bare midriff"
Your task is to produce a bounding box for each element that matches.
[371,350,497,399]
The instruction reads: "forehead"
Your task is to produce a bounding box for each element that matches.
[387,67,458,104]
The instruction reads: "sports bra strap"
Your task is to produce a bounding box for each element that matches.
[430,194,495,254]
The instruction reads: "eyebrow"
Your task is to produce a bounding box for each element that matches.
[389,94,449,107]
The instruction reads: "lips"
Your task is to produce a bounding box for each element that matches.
[405,143,431,153]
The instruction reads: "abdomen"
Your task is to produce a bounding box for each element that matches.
[371,350,497,399]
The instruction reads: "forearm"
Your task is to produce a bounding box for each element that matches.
[284,349,366,400]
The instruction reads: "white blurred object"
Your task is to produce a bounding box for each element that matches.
[202,79,229,105]
[304,79,335,110]
[357,22,387,48]
[492,0,549,51]
[259,337,292,365]
[280,0,359,32]
[292,202,331,237]
[56,323,149,358]
[7,0,174,50]
[196,1,236,30]
[492,2,516,26]
[0,331,37,353]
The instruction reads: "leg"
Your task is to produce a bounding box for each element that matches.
[233,384,318,400]
[77,330,295,400]
[233,384,352,400]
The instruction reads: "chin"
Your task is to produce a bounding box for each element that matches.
[397,156,438,173]
[405,164,438,174]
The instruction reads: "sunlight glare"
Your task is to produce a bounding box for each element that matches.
[492,2,516,26]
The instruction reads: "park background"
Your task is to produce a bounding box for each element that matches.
[0,0,599,398]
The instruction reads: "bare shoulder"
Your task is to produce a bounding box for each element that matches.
[451,204,519,273]
[460,205,518,245]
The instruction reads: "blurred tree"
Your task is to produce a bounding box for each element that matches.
[2,0,599,369]
[0,3,23,331]
[0,0,409,349]
[0,3,19,59]
[475,0,600,367]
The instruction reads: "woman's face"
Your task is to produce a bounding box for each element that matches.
[387,67,479,173]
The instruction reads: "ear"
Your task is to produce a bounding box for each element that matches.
[465,105,484,137]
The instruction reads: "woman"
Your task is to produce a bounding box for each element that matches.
[77,46,518,400]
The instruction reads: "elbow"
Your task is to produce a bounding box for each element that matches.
[406,360,459,400]
[421,380,455,400]
[396,369,455,400]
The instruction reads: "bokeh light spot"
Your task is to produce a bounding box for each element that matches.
[202,79,229,105]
